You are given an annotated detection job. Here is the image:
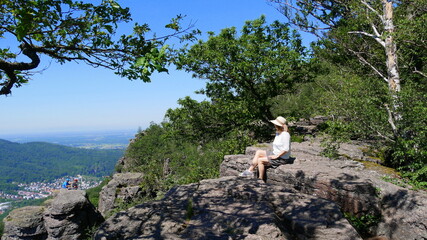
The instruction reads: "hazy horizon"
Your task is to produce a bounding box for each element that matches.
[0,127,139,137]
[0,128,137,147]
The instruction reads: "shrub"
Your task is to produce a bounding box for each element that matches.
[344,213,381,238]
[124,123,255,200]
[86,178,110,208]
[0,219,4,237]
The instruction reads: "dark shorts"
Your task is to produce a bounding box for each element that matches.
[266,151,294,168]
[269,158,289,169]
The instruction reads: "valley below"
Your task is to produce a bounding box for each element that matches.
[0,130,131,219]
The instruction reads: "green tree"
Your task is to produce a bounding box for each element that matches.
[164,96,252,143]
[269,0,427,181]
[269,0,427,134]
[174,15,308,137]
[124,122,254,197]
[0,0,193,95]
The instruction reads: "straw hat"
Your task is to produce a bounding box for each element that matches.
[270,116,287,127]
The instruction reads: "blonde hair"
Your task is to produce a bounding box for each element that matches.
[275,124,288,132]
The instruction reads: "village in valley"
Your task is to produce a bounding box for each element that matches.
[0,176,103,214]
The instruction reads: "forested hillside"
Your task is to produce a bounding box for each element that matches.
[0,139,124,191]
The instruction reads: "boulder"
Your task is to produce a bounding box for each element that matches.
[287,116,328,135]
[220,138,427,240]
[2,206,47,240]
[94,177,361,240]
[1,190,103,240]
[43,189,104,240]
[97,172,145,217]
[376,189,427,240]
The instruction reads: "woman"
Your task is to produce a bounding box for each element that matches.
[240,116,291,180]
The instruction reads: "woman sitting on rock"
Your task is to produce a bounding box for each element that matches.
[240,116,291,180]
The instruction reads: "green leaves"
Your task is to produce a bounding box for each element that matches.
[174,16,308,139]
[165,15,185,31]
[107,0,121,9]
[0,0,187,95]
[124,122,255,196]
[134,44,170,81]
[15,11,34,41]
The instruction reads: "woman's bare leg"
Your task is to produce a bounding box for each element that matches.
[248,150,267,172]
[258,158,270,180]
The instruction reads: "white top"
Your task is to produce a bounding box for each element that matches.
[272,131,291,159]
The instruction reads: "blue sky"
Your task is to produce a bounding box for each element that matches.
[0,0,310,136]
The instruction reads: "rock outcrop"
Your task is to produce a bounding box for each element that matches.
[97,172,145,217]
[93,127,427,240]
[220,138,427,240]
[95,177,361,240]
[1,206,46,240]
[2,190,103,240]
[289,116,329,136]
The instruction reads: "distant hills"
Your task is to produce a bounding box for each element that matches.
[0,139,124,191]
[0,130,135,149]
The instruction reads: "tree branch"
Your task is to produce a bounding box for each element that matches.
[347,48,388,82]
[385,103,398,137]
[0,70,17,95]
[371,23,382,38]
[268,0,331,38]
[360,0,384,21]
[360,116,395,142]
[375,129,395,142]
[348,31,385,47]
[413,68,427,78]
[0,43,41,71]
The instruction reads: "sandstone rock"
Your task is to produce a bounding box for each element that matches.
[114,156,127,173]
[2,190,103,240]
[43,189,104,240]
[309,116,328,125]
[376,188,427,240]
[94,177,361,240]
[94,126,427,240]
[286,116,328,135]
[1,206,47,240]
[97,172,145,217]
[220,138,427,240]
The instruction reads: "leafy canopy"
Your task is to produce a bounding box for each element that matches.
[0,0,193,95]
[174,16,308,128]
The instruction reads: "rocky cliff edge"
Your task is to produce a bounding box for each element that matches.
[94,136,427,240]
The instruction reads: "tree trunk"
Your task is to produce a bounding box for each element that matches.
[382,0,402,136]
[383,0,401,93]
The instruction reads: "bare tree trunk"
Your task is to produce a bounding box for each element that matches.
[382,0,402,137]
[383,0,401,93]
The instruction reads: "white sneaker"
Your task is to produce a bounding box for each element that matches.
[239,170,254,177]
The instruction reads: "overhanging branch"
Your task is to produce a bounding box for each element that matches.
[0,70,17,95]
[0,43,41,71]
